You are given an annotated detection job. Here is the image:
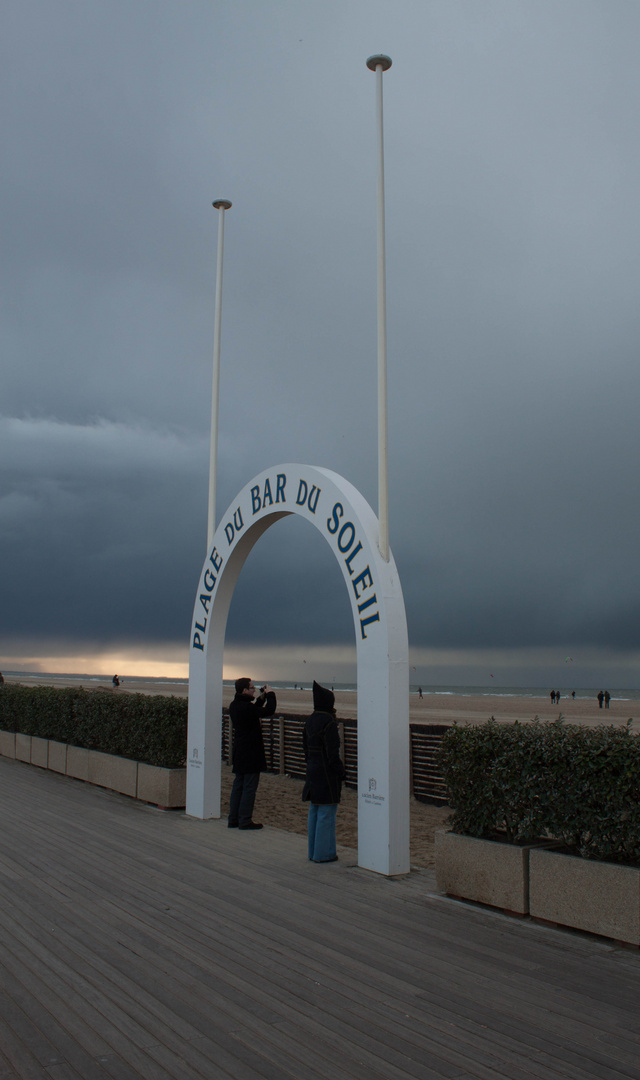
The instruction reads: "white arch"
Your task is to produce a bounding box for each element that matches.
[187,464,410,875]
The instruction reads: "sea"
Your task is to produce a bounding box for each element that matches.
[4,672,640,701]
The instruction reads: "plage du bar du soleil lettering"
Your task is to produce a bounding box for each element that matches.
[192,471,380,651]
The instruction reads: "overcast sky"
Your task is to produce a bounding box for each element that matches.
[2,0,640,687]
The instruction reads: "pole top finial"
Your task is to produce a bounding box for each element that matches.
[212,199,232,210]
[366,54,392,72]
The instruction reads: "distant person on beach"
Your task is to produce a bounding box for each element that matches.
[550,690,556,704]
[418,687,423,699]
[0,672,4,684]
[597,691,604,709]
[303,681,345,863]
[604,690,611,709]
[228,678,276,830]
[112,674,120,687]
[556,691,561,703]
[572,691,575,699]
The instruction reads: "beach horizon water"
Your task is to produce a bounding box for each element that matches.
[3,670,640,699]
[2,671,638,728]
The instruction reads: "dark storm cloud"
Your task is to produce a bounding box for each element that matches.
[0,419,207,643]
[3,0,640,680]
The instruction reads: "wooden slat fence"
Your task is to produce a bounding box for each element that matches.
[409,723,450,804]
[222,713,449,803]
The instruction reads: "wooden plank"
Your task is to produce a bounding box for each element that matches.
[44,1067,85,1080]
[0,855,630,1080]
[0,1015,49,1080]
[0,908,250,1069]
[0,881,332,1075]
[0,829,617,1058]
[3,756,640,1080]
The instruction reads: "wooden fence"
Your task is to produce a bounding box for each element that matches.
[222,713,449,805]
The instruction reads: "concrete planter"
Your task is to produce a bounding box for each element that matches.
[48,740,67,774]
[0,729,185,809]
[89,749,138,797]
[435,829,532,914]
[15,733,31,763]
[436,828,640,947]
[529,847,640,946]
[0,730,15,758]
[66,745,90,781]
[30,736,49,768]
[137,762,186,808]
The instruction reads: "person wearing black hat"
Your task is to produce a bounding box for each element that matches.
[302,681,346,862]
[228,677,277,830]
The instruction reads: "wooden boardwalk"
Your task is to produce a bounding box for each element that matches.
[1,758,639,1080]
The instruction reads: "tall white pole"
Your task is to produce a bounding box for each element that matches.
[366,54,391,562]
[207,199,232,552]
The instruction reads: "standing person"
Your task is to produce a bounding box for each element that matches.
[571,691,576,699]
[112,674,120,688]
[418,687,423,699]
[228,677,276,831]
[597,691,604,709]
[303,681,345,863]
[604,690,611,709]
[556,690,561,704]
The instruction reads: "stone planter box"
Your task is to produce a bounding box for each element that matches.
[435,829,532,914]
[48,740,67,774]
[15,733,31,763]
[137,762,186,808]
[89,749,138,797]
[30,736,49,768]
[529,847,640,947]
[66,745,90,781]
[436,828,640,947]
[0,730,15,758]
[0,729,185,808]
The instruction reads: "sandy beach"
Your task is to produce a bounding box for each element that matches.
[5,674,635,869]
[213,764,450,869]
[5,673,636,728]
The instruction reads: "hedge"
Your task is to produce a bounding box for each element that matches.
[0,684,187,768]
[438,717,640,866]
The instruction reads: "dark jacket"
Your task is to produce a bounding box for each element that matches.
[229,690,276,773]
[302,711,346,804]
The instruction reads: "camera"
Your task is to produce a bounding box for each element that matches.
[260,685,267,694]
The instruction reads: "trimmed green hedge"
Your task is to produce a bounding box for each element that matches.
[0,685,187,768]
[438,718,640,866]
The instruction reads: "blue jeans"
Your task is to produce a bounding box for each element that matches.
[229,772,260,826]
[307,803,337,862]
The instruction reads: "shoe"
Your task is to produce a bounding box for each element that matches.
[239,822,263,830]
[313,855,338,863]
[227,821,238,828]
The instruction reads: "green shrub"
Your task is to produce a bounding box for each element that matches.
[543,723,640,864]
[0,685,77,741]
[0,684,187,768]
[439,717,640,866]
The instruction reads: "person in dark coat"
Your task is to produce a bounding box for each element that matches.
[302,681,346,863]
[228,677,276,830]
